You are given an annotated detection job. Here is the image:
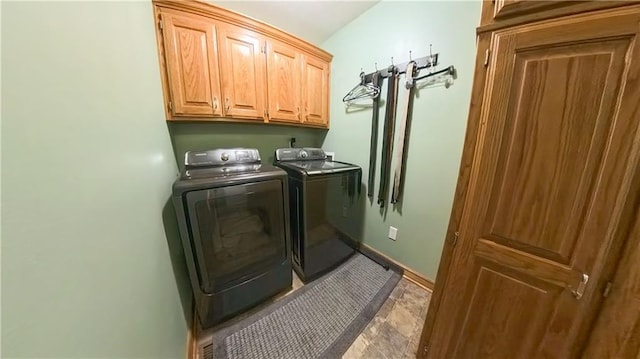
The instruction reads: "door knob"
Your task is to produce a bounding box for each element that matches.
[571,273,589,300]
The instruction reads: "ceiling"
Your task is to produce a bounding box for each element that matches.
[211,1,379,45]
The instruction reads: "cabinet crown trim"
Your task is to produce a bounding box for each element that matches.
[153,0,333,62]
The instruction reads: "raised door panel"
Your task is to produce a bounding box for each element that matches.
[266,41,301,124]
[456,260,561,358]
[301,55,329,128]
[486,39,628,265]
[217,24,266,120]
[161,12,222,117]
[428,8,640,358]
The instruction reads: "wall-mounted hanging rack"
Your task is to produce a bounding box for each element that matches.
[342,51,440,106]
[362,53,439,83]
[342,44,458,209]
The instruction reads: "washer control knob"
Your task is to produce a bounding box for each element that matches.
[221,152,229,161]
[299,150,308,159]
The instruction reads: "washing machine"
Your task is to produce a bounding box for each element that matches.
[172,148,291,328]
[274,147,363,282]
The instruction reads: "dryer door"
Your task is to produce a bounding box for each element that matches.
[185,179,287,293]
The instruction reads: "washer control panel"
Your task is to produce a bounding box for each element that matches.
[185,148,261,167]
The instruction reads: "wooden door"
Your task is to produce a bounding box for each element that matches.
[301,55,329,127]
[217,24,266,120]
[426,7,640,358]
[266,40,301,124]
[161,12,222,117]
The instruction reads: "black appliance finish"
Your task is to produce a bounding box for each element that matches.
[275,147,363,282]
[172,148,291,328]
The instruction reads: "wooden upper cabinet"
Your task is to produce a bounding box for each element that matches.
[153,1,333,127]
[217,23,266,120]
[160,11,222,117]
[301,54,329,127]
[266,40,302,124]
[426,6,640,358]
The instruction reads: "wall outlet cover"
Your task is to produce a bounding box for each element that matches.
[388,226,398,241]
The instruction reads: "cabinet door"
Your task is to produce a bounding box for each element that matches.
[426,7,640,358]
[266,40,301,124]
[301,55,329,128]
[161,12,222,117]
[217,24,266,120]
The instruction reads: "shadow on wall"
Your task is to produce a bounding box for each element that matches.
[162,198,194,328]
[166,121,328,168]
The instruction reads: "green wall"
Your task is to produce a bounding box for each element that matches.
[168,122,326,169]
[321,1,481,280]
[2,2,187,358]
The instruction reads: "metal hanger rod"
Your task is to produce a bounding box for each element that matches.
[363,53,439,82]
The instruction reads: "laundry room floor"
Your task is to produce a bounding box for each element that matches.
[342,277,431,359]
[200,270,431,359]
[290,271,432,359]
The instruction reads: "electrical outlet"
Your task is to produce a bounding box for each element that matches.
[325,151,335,161]
[388,226,398,241]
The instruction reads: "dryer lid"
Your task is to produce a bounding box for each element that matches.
[277,160,360,176]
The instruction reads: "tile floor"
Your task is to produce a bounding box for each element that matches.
[342,278,432,359]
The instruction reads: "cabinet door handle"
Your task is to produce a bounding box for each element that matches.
[297,106,300,121]
[225,98,230,113]
[571,273,589,300]
[213,97,218,111]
